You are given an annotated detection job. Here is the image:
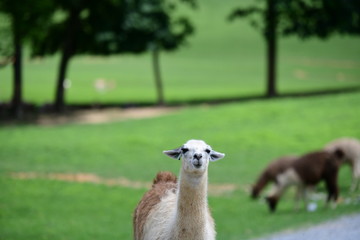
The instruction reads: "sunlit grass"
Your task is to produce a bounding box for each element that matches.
[1,92,360,239]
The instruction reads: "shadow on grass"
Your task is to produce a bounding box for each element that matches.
[171,86,360,106]
[1,86,360,123]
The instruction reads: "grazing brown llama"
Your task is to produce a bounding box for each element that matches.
[324,137,360,191]
[265,150,344,212]
[251,155,298,199]
[133,140,225,240]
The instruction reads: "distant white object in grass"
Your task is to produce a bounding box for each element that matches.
[344,198,352,205]
[63,79,72,89]
[293,69,307,80]
[307,202,317,212]
[94,78,116,93]
[94,78,106,92]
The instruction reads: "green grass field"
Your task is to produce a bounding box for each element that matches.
[1,0,360,239]
[1,92,360,239]
[1,0,360,105]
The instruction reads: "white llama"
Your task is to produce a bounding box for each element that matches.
[133,139,225,240]
[324,137,360,191]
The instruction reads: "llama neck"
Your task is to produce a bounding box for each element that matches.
[253,172,270,196]
[173,169,210,239]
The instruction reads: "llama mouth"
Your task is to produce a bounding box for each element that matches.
[194,163,202,168]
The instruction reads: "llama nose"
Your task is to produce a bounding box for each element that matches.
[194,153,202,160]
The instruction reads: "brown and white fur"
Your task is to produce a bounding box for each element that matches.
[133,139,225,240]
[324,137,360,192]
[265,150,344,212]
[251,155,298,199]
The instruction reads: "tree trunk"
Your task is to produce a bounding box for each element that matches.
[152,46,165,105]
[54,50,71,111]
[53,9,80,112]
[11,32,23,119]
[265,0,278,98]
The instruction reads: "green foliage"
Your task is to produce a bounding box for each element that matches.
[1,93,360,239]
[279,0,360,38]
[0,0,54,42]
[124,0,195,52]
[30,0,195,57]
[30,0,122,57]
[229,0,360,39]
[0,13,13,63]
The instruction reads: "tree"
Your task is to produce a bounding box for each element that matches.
[31,0,129,111]
[124,0,195,105]
[0,0,25,118]
[31,0,196,109]
[229,0,360,97]
[0,0,53,118]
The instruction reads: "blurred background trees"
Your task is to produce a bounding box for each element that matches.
[29,0,195,110]
[30,0,126,112]
[0,0,196,113]
[0,0,53,117]
[230,0,360,97]
[1,0,359,118]
[123,0,195,105]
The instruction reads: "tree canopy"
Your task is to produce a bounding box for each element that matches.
[0,13,12,67]
[230,0,360,39]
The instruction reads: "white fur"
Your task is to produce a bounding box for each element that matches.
[267,168,313,209]
[268,168,302,197]
[142,189,177,240]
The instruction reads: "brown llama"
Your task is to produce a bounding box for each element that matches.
[251,155,298,199]
[265,150,344,212]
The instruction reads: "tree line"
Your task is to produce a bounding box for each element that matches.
[0,0,196,117]
[1,0,359,119]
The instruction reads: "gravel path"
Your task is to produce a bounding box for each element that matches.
[254,213,360,240]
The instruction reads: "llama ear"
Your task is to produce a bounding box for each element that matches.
[210,150,225,162]
[163,147,182,160]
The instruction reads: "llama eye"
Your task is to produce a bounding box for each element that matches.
[205,149,211,154]
[181,148,189,153]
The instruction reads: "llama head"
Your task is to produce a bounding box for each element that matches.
[331,148,345,165]
[163,139,225,174]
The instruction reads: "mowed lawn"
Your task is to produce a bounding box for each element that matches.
[1,92,360,239]
[1,0,360,105]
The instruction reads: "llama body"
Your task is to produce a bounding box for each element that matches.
[133,140,225,240]
[324,137,360,191]
[266,150,344,212]
[251,155,298,199]
[141,172,215,240]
